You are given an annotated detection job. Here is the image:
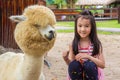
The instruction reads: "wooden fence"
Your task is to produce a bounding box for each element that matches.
[0,0,37,48]
[52,8,118,21]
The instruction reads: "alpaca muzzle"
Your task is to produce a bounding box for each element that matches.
[45,30,55,41]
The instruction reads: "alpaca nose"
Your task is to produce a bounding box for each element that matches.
[40,25,56,41]
[47,30,55,40]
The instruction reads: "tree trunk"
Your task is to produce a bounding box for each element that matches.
[118,6,120,24]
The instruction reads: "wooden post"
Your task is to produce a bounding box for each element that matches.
[0,6,1,45]
[37,0,46,6]
[118,6,120,24]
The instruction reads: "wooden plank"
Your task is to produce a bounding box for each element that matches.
[11,0,18,48]
[1,0,4,46]
[1,0,5,45]
[5,0,8,47]
[7,0,11,47]
[2,0,6,47]
[0,0,2,45]
[9,0,12,48]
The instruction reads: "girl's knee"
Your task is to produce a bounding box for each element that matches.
[68,60,83,79]
[83,60,97,70]
[69,60,82,71]
[83,60,98,80]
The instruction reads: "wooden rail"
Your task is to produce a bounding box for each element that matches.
[52,8,118,21]
[52,9,80,21]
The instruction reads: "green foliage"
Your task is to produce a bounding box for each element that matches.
[73,0,78,3]
[46,0,67,8]
[53,0,66,5]
[46,0,78,8]
[46,0,54,5]
[54,0,67,8]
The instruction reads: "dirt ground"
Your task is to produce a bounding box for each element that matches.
[43,33,120,80]
[0,33,120,80]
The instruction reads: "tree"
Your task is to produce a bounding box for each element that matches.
[46,0,78,9]
[66,0,77,8]
[46,0,67,9]
[53,0,67,8]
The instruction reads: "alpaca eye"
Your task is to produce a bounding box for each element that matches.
[34,24,40,28]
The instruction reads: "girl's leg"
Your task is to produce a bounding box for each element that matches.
[83,60,98,80]
[68,60,83,80]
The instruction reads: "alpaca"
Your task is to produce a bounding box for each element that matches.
[0,5,56,80]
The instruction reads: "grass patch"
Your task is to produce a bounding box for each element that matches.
[56,21,74,27]
[56,20,120,28]
[57,29,74,33]
[57,29,120,35]
[97,31,120,35]
[96,20,120,28]
[56,20,120,35]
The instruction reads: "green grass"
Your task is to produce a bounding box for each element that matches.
[57,29,120,34]
[56,20,120,35]
[55,21,74,27]
[56,20,120,28]
[97,31,120,35]
[56,29,120,35]
[57,29,74,33]
[96,20,120,28]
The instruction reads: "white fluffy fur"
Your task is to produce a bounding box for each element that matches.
[0,5,56,80]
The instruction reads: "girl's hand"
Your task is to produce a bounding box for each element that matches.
[62,51,71,65]
[62,51,69,61]
[75,53,90,61]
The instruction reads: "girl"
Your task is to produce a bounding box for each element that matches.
[63,10,105,80]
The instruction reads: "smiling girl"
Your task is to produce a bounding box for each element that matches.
[63,10,105,80]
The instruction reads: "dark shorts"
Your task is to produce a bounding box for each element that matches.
[68,60,98,80]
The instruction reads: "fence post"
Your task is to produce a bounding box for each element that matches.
[0,8,1,45]
[118,6,120,24]
[37,0,46,6]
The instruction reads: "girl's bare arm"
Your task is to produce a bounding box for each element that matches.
[88,51,105,69]
[62,44,75,65]
[68,44,75,62]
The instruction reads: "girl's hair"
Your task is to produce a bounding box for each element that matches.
[72,10,102,56]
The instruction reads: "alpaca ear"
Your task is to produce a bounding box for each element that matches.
[9,15,26,22]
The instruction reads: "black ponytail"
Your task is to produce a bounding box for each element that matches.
[80,10,93,16]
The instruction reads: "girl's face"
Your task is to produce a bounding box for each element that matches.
[77,18,91,39]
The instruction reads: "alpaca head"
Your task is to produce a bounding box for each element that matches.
[10,5,56,56]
